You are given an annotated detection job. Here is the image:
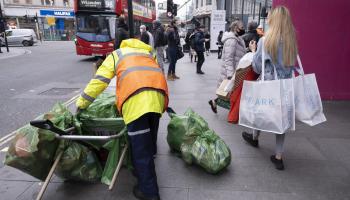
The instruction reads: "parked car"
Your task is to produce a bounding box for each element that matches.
[0,29,38,46]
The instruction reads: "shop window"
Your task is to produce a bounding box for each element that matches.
[44,0,54,6]
[196,0,198,8]
[63,0,69,6]
[25,0,32,4]
[12,0,20,4]
[206,0,212,5]
[201,0,203,7]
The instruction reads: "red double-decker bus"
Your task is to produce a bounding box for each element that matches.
[74,0,156,57]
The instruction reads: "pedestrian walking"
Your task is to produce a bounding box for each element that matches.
[76,38,168,200]
[140,25,150,45]
[166,20,180,81]
[241,6,299,170]
[242,21,260,51]
[204,31,210,56]
[114,17,129,50]
[194,25,206,74]
[146,26,154,48]
[152,20,167,72]
[208,20,247,112]
[217,31,224,59]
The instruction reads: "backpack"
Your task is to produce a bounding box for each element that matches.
[189,33,196,49]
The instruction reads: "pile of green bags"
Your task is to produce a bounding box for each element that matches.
[4,103,73,180]
[167,108,231,174]
[4,92,131,185]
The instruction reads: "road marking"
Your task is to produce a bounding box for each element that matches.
[0,94,80,149]
[1,147,9,152]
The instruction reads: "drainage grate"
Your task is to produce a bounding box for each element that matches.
[39,88,80,96]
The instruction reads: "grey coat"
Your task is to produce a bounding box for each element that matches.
[218,32,246,88]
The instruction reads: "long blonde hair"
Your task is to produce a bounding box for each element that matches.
[265,6,297,67]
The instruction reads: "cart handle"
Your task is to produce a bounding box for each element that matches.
[55,131,125,141]
[30,119,71,135]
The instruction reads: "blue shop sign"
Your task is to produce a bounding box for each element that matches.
[40,10,75,18]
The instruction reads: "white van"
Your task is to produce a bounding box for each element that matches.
[0,29,38,46]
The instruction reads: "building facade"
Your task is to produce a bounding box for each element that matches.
[193,0,272,30]
[1,0,75,40]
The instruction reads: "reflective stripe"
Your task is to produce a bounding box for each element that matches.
[128,128,150,136]
[115,51,154,69]
[119,66,163,82]
[81,92,95,102]
[94,75,111,84]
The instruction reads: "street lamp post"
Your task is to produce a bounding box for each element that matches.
[0,2,9,52]
[127,0,134,38]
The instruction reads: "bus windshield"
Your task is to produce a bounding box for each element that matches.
[76,15,115,42]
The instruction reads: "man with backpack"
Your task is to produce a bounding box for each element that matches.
[194,25,206,74]
[152,20,166,72]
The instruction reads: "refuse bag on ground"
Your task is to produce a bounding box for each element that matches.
[167,108,231,174]
[4,103,73,180]
[167,109,209,152]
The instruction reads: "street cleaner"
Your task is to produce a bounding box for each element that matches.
[76,38,169,200]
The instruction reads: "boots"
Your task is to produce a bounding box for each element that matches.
[172,73,180,79]
[167,74,174,81]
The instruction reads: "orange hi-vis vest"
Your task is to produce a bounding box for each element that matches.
[114,49,169,113]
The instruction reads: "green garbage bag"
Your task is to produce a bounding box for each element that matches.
[167,108,231,174]
[181,130,231,174]
[77,92,125,149]
[167,108,209,152]
[4,103,73,180]
[79,92,119,119]
[55,141,103,182]
[101,128,133,186]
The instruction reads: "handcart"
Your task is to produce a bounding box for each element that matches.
[30,118,129,200]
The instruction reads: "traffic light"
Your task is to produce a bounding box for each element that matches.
[173,4,178,16]
[167,0,173,18]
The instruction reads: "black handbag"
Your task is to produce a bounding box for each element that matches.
[177,46,184,60]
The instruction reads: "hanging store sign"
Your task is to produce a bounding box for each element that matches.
[40,10,74,18]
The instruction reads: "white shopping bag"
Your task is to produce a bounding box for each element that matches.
[293,56,326,126]
[239,40,295,134]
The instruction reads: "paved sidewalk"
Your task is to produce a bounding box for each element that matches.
[1,53,350,200]
[0,47,31,60]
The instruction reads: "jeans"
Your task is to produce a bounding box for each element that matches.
[253,130,286,156]
[167,47,177,75]
[196,51,205,72]
[127,112,161,198]
[156,46,165,72]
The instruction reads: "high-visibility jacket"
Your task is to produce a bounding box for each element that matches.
[76,39,169,115]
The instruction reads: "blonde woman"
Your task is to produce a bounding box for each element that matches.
[242,6,298,170]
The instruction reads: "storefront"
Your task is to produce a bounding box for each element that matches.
[39,10,75,41]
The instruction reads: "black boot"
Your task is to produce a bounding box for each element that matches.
[242,132,259,147]
[270,155,285,170]
[133,186,160,200]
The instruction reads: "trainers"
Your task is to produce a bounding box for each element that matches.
[173,74,180,79]
[208,100,217,113]
[242,132,259,147]
[133,186,160,200]
[196,71,205,75]
[167,74,174,81]
[270,155,285,170]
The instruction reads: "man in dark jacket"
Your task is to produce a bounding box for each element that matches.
[242,21,259,50]
[194,25,206,74]
[152,20,166,72]
[166,20,180,81]
[115,17,129,50]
